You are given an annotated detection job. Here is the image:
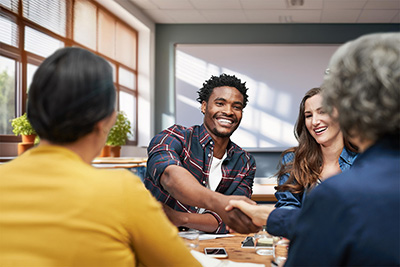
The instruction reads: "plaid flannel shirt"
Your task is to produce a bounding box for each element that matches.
[143,124,256,233]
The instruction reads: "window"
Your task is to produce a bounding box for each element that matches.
[0,0,138,144]
[0,11,18,47]
[24,26,64,58]
[0,55,16,135]
[73,0,96,50]
[23,0,67,37]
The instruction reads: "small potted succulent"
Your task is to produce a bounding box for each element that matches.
[10,113,37,155]
[101,111,132,157]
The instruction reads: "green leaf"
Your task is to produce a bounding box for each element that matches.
[105,111,132,146]
[10,113,36,136]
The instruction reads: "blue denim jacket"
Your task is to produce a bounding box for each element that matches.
[266,147,358,238]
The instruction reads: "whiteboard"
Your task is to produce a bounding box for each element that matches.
[175,44,340,151]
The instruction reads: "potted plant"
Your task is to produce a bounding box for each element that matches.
[10,113,37,155]
[101,111,132,157]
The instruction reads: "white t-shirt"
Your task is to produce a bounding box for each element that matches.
[208,152,227,191]
[198,151,227,214]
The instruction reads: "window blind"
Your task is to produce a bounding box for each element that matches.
[23,0,67,37]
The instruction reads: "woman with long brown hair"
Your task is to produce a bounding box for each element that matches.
[267,87,358,238]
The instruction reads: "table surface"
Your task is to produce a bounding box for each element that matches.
[92,157,147,164]
[197,233,272,267]
[252,184,277,202]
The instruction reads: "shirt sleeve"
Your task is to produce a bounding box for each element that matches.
[274,171,302,209]
[268,152,303,238]
[269,178,302,238]
[267,207,300,238]
[284,184,354,266]
[122,174,202,267]
[146,127,185,187]
[230,153,256,197]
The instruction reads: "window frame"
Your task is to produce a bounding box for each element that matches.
[0,0,139,145]
[0,47,21,142]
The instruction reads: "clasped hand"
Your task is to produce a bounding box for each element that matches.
[215,195,262,234]
[226,199,275,232]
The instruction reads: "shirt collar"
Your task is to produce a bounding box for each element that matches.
[198,124,234,155]
[198,124,213,149]
[339,146,358,165]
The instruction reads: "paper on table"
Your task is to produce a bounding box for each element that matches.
[199,234,235,240]
[191,250,265,267]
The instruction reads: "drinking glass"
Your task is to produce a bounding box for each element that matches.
[178,229,200,250]
[254,226,274,256]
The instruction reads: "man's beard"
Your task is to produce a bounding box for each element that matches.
[211,125,238,138]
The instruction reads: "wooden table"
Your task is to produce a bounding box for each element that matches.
[252,184,277,202]
[92,157,147,168]
[91,157,147,180]
[196,234,272,266]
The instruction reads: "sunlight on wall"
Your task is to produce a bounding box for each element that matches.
[275,92,292,118]
[176,50,298,149]
[259,111,296,145]
[231,127,258,147]
[176,94,200,109]
[255,82,276,112]
[176,50,220,89]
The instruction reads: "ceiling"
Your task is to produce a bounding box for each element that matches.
[127,0,400,24]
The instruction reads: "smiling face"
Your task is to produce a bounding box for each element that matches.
[201,86,244,140]
[304,94,342,147]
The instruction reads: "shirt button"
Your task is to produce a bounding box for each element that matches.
[203,181,206,184]
[208,154,211,157]
[202,144,205,147]
[210,141,213,145]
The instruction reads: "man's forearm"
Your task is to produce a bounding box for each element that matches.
[180,213,219,233]
[163,203,219,232]
[161,164,261,234]
[161,165,218,209]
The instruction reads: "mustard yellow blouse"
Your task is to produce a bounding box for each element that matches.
[0,145,201,267]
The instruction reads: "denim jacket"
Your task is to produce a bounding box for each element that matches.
[266,147,358,238]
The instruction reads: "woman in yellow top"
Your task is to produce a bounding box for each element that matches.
[0,47,201,267]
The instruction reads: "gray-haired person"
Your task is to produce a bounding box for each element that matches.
[285,32,400,266]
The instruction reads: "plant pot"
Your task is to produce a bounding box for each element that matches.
[110,146,121,157]
[22,134,36,143]
[18,143,35,155]
[100,145,111,157]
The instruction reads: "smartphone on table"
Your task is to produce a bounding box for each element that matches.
[204,247,228,258]
[241,236,255,248]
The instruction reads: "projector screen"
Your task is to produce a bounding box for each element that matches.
[175,44,340,151]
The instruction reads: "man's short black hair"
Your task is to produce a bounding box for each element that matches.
[196,73,249,108]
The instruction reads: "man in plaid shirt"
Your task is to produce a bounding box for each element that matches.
[144,74,260,234]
